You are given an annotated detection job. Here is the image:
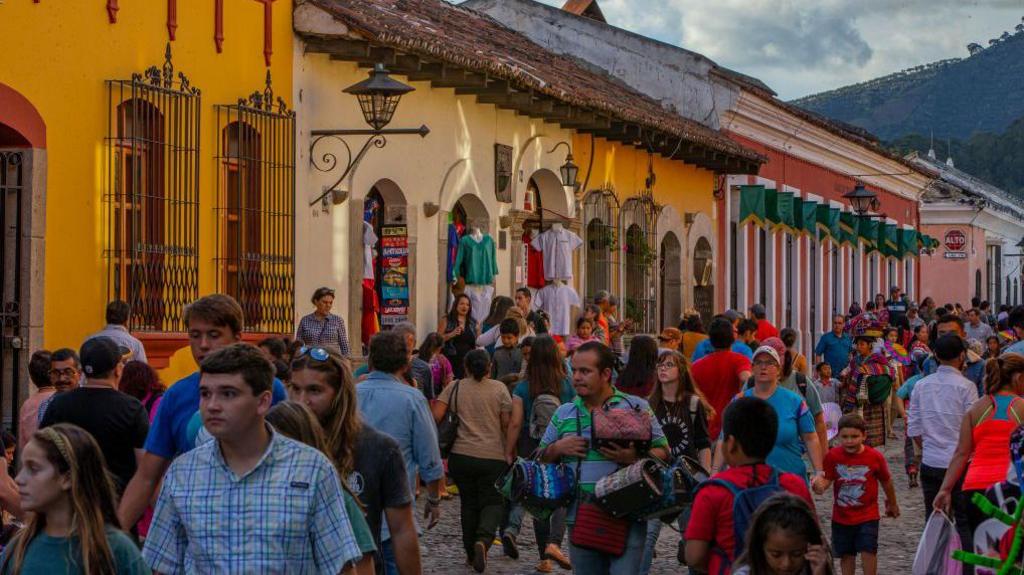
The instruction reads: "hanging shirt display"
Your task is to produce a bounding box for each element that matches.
[524,231,546,289]
[531,226,582,281]
[466,284,495,325]
[363,221,378,281]
[453,233,498,286]
[446,222,463,284]
[533,282,581,337]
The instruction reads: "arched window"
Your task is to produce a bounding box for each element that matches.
[221,121,263,324]
[582,189,617,303]
[621,194,657,334]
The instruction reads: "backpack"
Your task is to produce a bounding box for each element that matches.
[529,393,561,440]
[698,465,785,575]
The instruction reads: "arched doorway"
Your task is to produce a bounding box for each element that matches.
[621,195,658,334]
[693,237,714,325]
[583,189,617,303]
[660,232,682,330]
[445,193,491,321]
[362,179,408,347]
[0,83,46,432]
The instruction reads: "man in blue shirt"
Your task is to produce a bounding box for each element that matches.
[357,330,444,574]
[1002,306,1024,356]
[118,294,288,531]
[691,311,753,363]
[814,314,853,376]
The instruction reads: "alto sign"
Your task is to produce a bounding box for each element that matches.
[944,229,967,252]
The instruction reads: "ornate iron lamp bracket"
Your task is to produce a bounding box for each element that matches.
[308,125,429,210]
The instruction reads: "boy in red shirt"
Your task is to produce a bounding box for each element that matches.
[684,396,814,575]
[813,413,900,575]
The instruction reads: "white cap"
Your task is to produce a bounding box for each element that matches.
[752,345,781,366]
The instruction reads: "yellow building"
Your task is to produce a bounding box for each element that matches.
[293,0,759,351]
[0,1,295,403]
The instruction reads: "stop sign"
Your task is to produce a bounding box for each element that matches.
[945,229,967,251]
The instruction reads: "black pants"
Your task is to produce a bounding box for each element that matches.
[921,464,973,575]
[449,453,508,559]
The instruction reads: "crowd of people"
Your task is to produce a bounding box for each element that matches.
[4,283,1024,574]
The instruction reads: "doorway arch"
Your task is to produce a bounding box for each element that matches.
[526,168,571,219]
[361,179,410,348]
[660,232,682,330]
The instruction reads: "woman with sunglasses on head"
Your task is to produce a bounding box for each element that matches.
[2,423,147,574]
[639,350,712,575]
[267,401,377,575]
[296,287,352,358]
[439,293,479,379]
[289,346,421,575]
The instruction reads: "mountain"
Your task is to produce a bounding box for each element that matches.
[792,22,1024,141]
[888,116,1024,197]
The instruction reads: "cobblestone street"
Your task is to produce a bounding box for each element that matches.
[420,419,925,574]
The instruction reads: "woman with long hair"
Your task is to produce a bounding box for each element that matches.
[439,294,479,379]
[732,494,833,575]
[1,423,147,573]
[289,347,416,570]
[617,335,659,397]
[417,332,452,401]
[431,350,512,572]
[640,350,712,575]
[118,361,165,421]
[933,354,1024,543]
[481,296,515,335]
[504,335,574,572]
[267,401,376,575]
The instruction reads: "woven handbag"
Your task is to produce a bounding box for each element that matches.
[591,394,653,452]
[593,458,664,519]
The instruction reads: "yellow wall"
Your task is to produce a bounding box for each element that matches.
[0,1,293,381]
[573,135,716,220]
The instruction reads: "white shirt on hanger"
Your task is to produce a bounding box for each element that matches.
[363,221,378,280]
[531,226,582,281]
[533,282,580,337]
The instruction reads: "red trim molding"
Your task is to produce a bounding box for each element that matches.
[214,0,225,52]
[134,332,189,370]
[261,0,273,66]
[107,0,119,23]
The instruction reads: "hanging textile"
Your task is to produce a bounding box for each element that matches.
[525,231,546,289]
[878,224,898,257]
[859,219,879,252]
[799,199,819,238]
[774,191,795,232]
[446,221,463,284]
[898,229,919,258]
[839,212,858,247]
[816,205,840,241]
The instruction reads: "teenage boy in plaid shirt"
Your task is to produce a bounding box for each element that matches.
[143,344,361,574]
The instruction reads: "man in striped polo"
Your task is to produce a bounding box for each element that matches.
[539,341,670,573]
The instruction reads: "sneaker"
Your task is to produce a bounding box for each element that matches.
[473,541,487,573]
[536,559,553,573]
[501,533,520,559]
[544,544,571,570]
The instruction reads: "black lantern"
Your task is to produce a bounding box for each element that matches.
[343,63,415,131]
[844,182,878,216]
[560,153,579,189]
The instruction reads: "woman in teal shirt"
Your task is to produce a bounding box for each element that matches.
[3,424,148,574]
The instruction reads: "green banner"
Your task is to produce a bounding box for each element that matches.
[774,191,795,231]
[877,223,898,257]
[816,205,840,241]
[839,212,858,247]
[799,199,818,237]
[860,219,879,251]
[898,229,918,258]
[738,185,767,228]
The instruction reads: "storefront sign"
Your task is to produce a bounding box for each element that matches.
[944,229,967,252]
[943,251,967,260]
[380,225,409,326]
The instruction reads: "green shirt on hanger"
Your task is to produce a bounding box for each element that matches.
[453,233,498,285]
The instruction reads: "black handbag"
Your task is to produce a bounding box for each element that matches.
[437,381,461,458]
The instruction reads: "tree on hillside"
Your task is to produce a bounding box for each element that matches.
[968,42,984,55]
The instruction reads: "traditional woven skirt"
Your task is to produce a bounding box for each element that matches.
[864,402,886,447]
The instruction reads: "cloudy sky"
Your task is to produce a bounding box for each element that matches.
[526,0,1024,100]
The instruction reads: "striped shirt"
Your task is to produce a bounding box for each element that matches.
[539,389,668,494]
[143,426,361,574]
[296,313,352,357]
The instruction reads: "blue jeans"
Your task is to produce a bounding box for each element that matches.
[569,520,647,575]
[639,510,689,575]
[381,538,398,575]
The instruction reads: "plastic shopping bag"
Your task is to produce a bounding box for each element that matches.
[913,510,963,575]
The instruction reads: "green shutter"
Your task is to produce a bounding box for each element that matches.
[738,185,767,228]
[775,191,795,232]
[839,212,857,247]
[816,205,840,241]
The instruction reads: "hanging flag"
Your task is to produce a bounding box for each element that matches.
[816,205,840,241]
[839,212,858,247]
[879,223,898,257]
[774,191,795,232]
[799,199,819,238]
[738,185,767,228]
[860,219,879,252]
[898,229,919,258]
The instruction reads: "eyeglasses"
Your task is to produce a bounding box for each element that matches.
[657,362,678,370]
[752,360,779,369]
[296,346,331,362]
[50,368,78,379]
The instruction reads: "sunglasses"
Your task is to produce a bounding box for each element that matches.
[296,346,331,362]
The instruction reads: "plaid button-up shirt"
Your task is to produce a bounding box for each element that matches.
[143,426,361,574]
[296,313,352,357]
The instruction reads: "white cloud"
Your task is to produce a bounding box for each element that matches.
[530,0,1024,99]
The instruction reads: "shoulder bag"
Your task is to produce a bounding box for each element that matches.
[437,381,461,458]
[570,404,631,556]
[591,394,653,452]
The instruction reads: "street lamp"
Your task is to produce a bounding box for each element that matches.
[548,141,579,189]
[844,182,878,216]
[343,63,415,131]
[309,63,430,209]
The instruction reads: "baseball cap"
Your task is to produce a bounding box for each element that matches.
[657,328,683,342]
[890,285,901,293]
[752,345,781,366]
[79,336,129,377]
[723,309,742,322]
[760,336,786,357]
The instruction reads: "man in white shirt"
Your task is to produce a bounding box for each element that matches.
[964,308,994,344]
[907,334,977,541]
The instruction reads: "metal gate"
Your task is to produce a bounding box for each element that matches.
[693,237,714,326]
[1,151,24,432]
